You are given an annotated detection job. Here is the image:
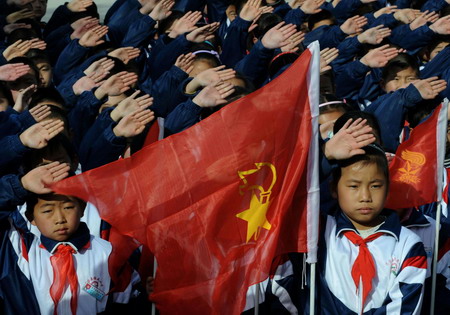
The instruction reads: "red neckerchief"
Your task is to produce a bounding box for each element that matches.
[343,231,385,312]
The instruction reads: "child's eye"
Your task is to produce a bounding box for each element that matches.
[42,209,52,214]
[348,185,358,189]
[371,185,382,189]
[64,206,75,210]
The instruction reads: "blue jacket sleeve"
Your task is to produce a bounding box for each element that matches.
[364,84,423,152]
[164,99,203,135]
[78,108,127,171]
[44,24,73,65]
[121,14,157,48]
[332,36,363,75]
[106,0,143,47]
[147,35,191,81]
[335,60,370,101]
[304,25,347,49]
[0,110,35,137]
[53,39,90,85]
[150,65,189,118]
[68,90,107,151]
[0,135,29,176]
[43,4,74,38]
[220,16,252,68]
[0,174,28,210]
[234,40,275,88]
[420,46,450,79]
[284,7,308,27]
[390,24,435,53]
[422,0,448,12]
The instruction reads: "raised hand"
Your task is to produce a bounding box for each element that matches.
[110,90,154,122]
[281,31,305,53]
[149,0,174,21]
[186,22,220,43]
[410,10,439,31]
[21,161,71,194]
[175,53,195,74]
[192,82,235,108]
[29,38,47,50]
[373,5,398,18]
[95,71,138,99]
[0,63,30,81]
[186,66,236,93]
[240,0,262,22]
[3,39,32,60]
[300,0,325,15]
[84,57,115,76]
[108,47,141,64]
[19,120,65,149]
[340,15,368,35]
[70,16,99,40]
[29,104,51,122]
[113,108,155,138]
[6,8,35,24]
[168,11,202,38]
[289,0,306,9]
[394,8,420,24]
[79,25,109,48]
[413,77,447,99]
[13,84,36,112]
[357,25,391,45]
[73,71,107,95]
[3,23,31,34]
[261,22,297,49]
[323,118,376,160]
[430,15,450,35]
[360,44,398,68]
[320,48,339,74]
[67,0,94,12]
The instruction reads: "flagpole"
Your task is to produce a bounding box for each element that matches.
[152,258,158,315]
[254,283,260,315]
[310,263,316,315]
[430,202,441,314]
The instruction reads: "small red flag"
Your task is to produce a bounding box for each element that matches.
[53,44,321,314]
[385,102,448,209]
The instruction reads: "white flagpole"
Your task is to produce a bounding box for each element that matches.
[430,202,441,315]
[254,284,260,315]
[310,263,316,315]
[152,258,158,315]
[430,99,448,314]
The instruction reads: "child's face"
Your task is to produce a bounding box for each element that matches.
[335,161,387,230]
[36,61,52,87]
[31,194,83,241]
[383,67,418,93]
[430,42,449,61]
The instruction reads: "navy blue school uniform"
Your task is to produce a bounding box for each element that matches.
[164,98,203,135]
[303,25,347,49]
[220,16,252,68]
[107,0,144,47]
[53,39,90,85]
[0,109,35,137]
[150,65,190,118]
[44,24,73,66]
[121,13,157,48]
[422,0,449,12]
[235,40,275,88]
[43,3,78,38]
[68,90,108,152]
[390,24,436,55]
[364,84,423,152]
[420,46,450,79]
[78,108,127,171]
[284,7,309,27]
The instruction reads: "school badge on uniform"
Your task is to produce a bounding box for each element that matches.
[83,277,106,301]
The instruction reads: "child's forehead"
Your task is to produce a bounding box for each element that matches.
[37,194,77,204]
[342,160,384,177]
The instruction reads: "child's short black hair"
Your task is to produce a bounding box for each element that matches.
[333,110,382,145]
[307,10,335,31]
[7,24,40,45]
[26,48,51,65]
[331,143,389,191]
[158,10,185,35]
[25,193,86,222]
[381,53,419,86]
[29,87,66,109]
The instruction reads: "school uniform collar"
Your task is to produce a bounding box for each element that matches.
[402,209,430,228]
[40,222,91,254]
[334,209,401,240]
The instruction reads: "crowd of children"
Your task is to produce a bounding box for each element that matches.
[1,0,450,313]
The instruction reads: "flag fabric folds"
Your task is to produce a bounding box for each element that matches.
[385,101,448,209]
[53,43,321,314]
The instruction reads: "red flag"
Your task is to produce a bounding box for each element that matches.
[385,102,448,209]
[53,44,321,314]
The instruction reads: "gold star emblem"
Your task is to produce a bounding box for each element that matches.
[236,193,272,242]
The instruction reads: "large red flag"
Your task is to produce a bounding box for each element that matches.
[53,43,321,314]
[385,101,448,209]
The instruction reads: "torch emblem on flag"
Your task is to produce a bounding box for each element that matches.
[236,163,277,243]
[397,150,426,184]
